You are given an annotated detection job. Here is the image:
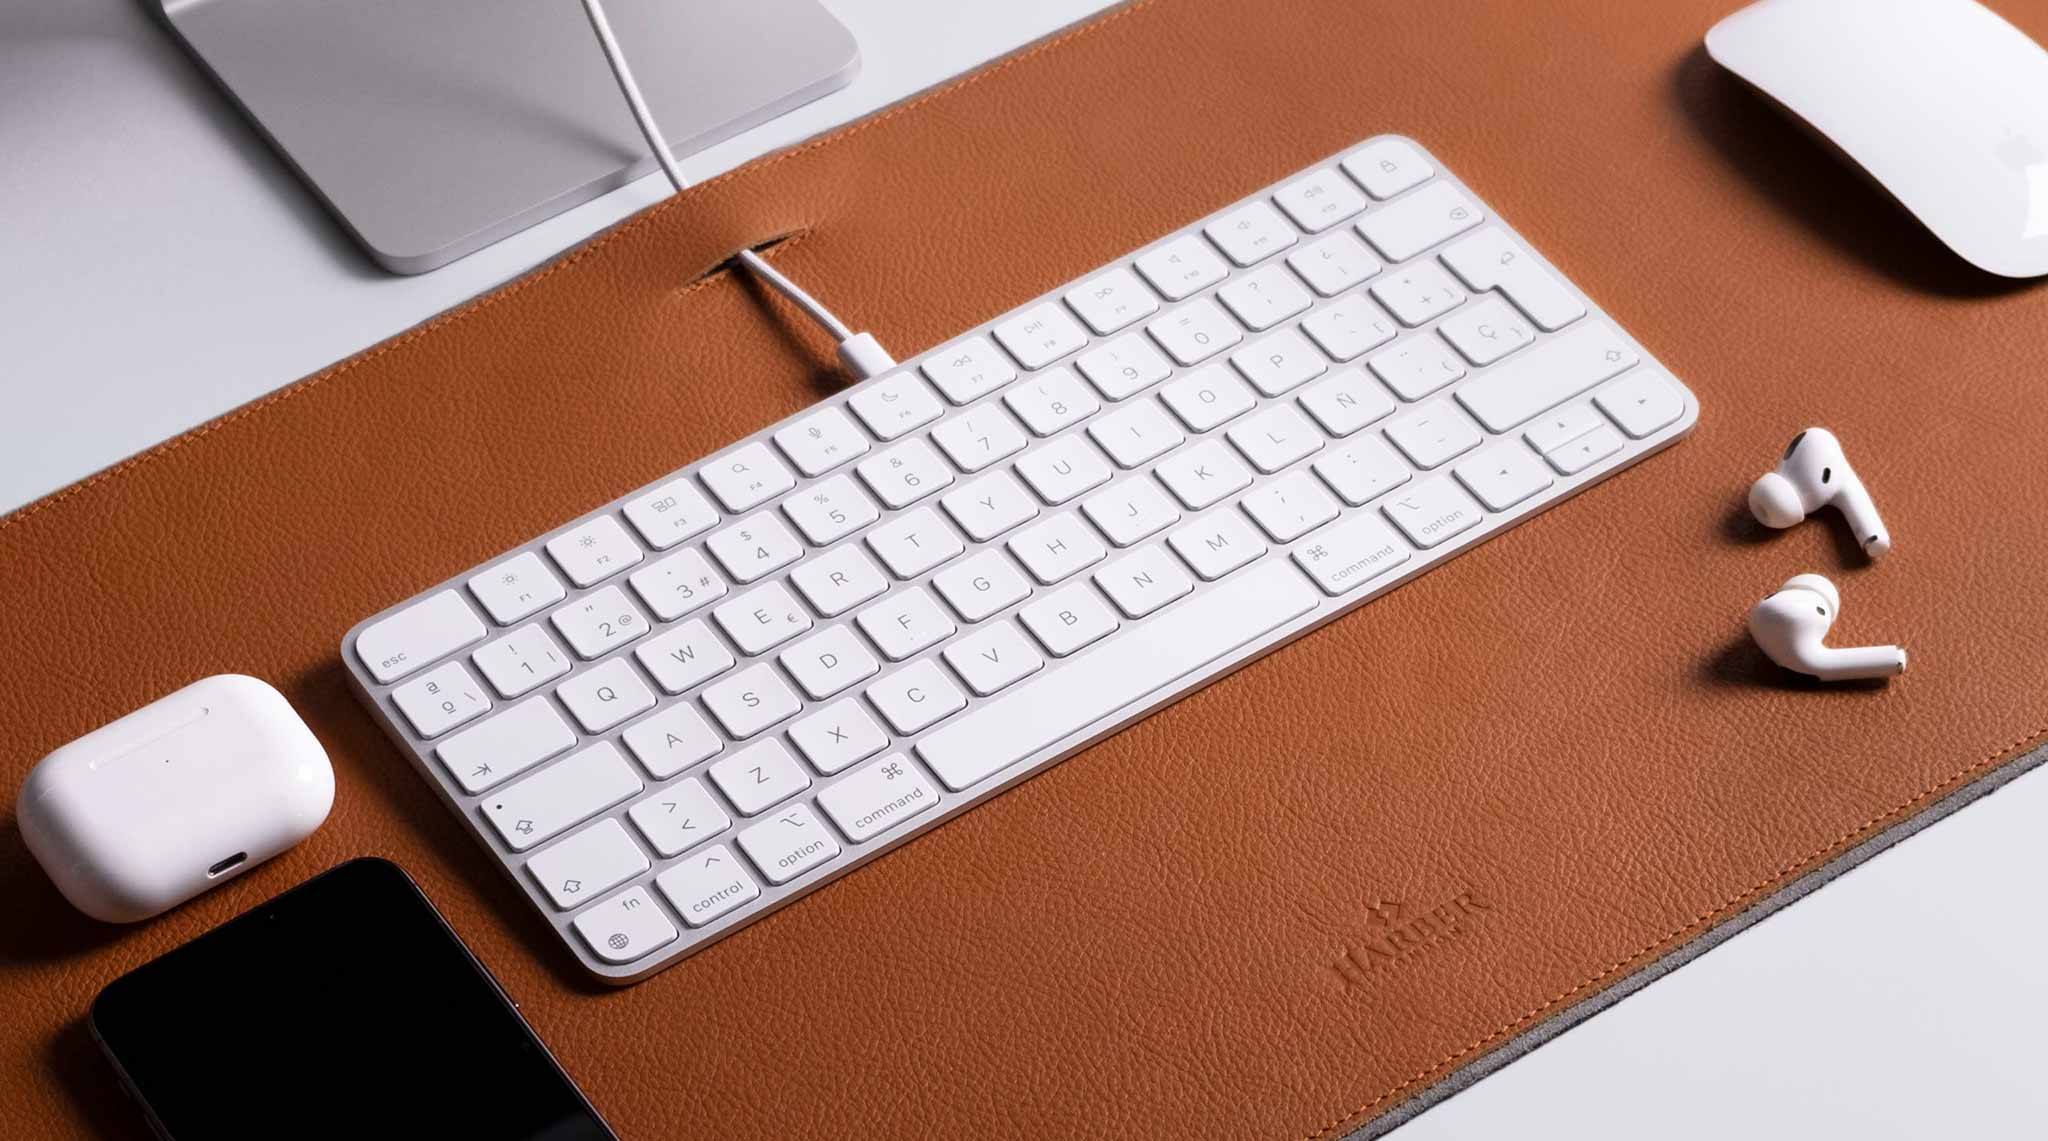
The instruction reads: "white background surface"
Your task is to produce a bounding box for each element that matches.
[4,1,2045,1137]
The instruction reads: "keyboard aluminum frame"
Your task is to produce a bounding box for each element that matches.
[342,135,1700,983]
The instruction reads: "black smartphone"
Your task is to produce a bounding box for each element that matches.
[90,857,616,1141]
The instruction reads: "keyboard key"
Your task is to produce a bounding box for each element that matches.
[788,699,889,774]
[546,515,644,588]
[527,818,649,910]
[1454,441,1555,510]
[1134,234,1230,300]
[1003,367,1100,436]
[921,335,1018,404]
[1160,365,1257,432]
[1523,402,1608,454]
[932,548,1032,622]
[1381,475,1485,548]
[700,442,796,513]
[1228,405,1324,474]
[1076,334,1174,400]
[483,741,642,852]
[857,438,955,510]
[1455,322,1639,432]
[1287,230,1381,296]
[705,512,804,583]
[550,585,647,660]
[1230,328,1327,397]
[1595,367,1687,438]
[1438,296,1535,366]
[1356,180,1481,262]
[1370,262,1467,327]
[656,845,759,928]
[1544,423,1626,475]
[1015,435,1113,504]
[1169,513,1271,582]
[556,657,655,734]
[358,589,486,684]
[1300,293,1399,362]
[1081,478,1182,547]
[572,886,677,964]
[1293,513,1412,595]
[1298,367,1395,437]
[1242,471,1341,542]
[1368,335,1467,401]
[1384,399,1484,469]
[709,738,810,815]
[941,471,1040,542]
[1314,436,1413,506]
[858,587,957,661]
[623,479,720,551]
[849,372,946,441]
[943,621,1045,696]
[1341,137,1433,199]
[866,505,966,578]
[738,803,841,885]
[472,624,570,699]
[628,777,729,857]
[1064,265,1160,334]
[781,624,881,699]
[1094,544,1194,618]
[1205,200,1298,265]
[702,664,802,739]
[392,661,491,739]
[713,581,813,656]
[621,703,722,779]
[788,545,888,616]
[931,405,1029,473]
[1155,439,1254,510]
[1441,226,1586,331]
[781,475,879,547]
[1273,168,1369,233]
[992,302,1089,370]
[1008,513,1108,583]
[633,619,735,695]
[1147,297,1244,366]
[1088,399,1185,468]
[866,659,967,734]
[1020,582,1119,657]
[817,754,941,842]
[773,405,871,478]
[627,548,728,622]
[437,697,576,794]
[468,552,566,626]
[918,559,1318,791]
[1216,264,1312,331]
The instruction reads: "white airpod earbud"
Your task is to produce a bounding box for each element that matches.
[1746,574,1907,681]
[1748,428,1890,557]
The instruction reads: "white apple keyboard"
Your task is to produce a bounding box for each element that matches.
[343,136,1698,983]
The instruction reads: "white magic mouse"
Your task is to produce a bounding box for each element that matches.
[1706,0,2048,278]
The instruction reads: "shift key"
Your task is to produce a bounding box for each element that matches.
[1455,323,1637,433]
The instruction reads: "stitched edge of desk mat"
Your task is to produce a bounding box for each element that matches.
[7,0,2048,1137]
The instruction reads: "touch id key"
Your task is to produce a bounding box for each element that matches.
[656,845,761,928]
[570,886,677,965]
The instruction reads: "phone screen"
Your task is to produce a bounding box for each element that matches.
[91,858,615,1141]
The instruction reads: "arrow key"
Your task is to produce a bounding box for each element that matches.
[1595,367,1686,439]
[526,818,650,910]
[628,777,731,858]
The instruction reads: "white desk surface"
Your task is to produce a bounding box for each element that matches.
[4,1,2044,1137]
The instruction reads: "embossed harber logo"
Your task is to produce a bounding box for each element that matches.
[1330,890,1492,989]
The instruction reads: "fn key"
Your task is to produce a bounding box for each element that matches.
[571,886,677,965]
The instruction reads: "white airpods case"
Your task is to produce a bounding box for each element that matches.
[17,675,333,923]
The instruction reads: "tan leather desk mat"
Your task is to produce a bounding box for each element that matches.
[8,0,2048,1136]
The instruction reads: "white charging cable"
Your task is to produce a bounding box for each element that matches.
[580,0,896,380]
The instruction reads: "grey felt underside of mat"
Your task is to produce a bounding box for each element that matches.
[1342,738,2048,1141]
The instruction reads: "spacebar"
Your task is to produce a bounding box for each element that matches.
[916,559,1319,791]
